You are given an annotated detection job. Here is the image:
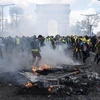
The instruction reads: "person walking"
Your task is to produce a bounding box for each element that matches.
[81,37,89,63]
[94,40,100,65]
[31,35,42,67]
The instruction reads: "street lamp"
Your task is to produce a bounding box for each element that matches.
[0,4,15,32]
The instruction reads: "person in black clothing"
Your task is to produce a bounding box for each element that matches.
[0,37,4,58]
[74,39,82,59]
[94,40,100,65]
[97,56,100,65]
[31,35,42,67]
[81,39,89,63]
[39,35,45,47]
[91,36,97,52]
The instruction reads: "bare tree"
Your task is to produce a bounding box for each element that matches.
[80,14,100,35]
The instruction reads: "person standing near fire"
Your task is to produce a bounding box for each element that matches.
[15,36,20,52]
[31,35,43,68]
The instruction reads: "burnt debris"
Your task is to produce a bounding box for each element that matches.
[0,64,100,95]
[19,64,100,95]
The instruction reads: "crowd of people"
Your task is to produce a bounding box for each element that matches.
[46,35,100,64]
[0,34,100,66]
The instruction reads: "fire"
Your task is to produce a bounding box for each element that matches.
[44,64,52,70]
[25,82,33,88]
[38,67,44,71]
[48,88,52,92]
[32,66,37,72]
[32,66,39,75]
[48,86,53,92]
[31,64,52,75]
[38,64,52,71]
[32,64,52,71]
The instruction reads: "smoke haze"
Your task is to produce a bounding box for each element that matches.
[0,0,77,5]
[0,43,79,73]
[40,44,78,66]
[0,1,80,86]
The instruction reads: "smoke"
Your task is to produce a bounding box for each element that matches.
[40,43,79,67]
[0,3,79,74]
[0,4,37,37]
[0,42,80,86]
[33,0,77,4]
[0,1,79,85]
[1,2,71,37]
[0,52,32,72]
[13,15,37,37]
[0,43,79,73]
[0,0,77,5]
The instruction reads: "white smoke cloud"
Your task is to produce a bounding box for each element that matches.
[0,43,80,85]
[0,0,77,6]
[17,15,36,37]
[0,0,77,37]
[0,44,79,73]
[40,43,79,66]
[88,0,100,6]
[0,52,32,72]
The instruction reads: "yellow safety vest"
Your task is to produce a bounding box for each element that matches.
[31,49,39,52]
[87,39,90,45]
[76,48,78,52]
[16,38,20,45]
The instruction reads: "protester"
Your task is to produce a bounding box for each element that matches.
[94,39,100,64]
[91,35,97,52]
[0,33,100,66]
[0,37,4,59]
[74,38,82,59]
[31,35,42,67]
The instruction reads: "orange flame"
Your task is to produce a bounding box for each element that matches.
[31,64,52,74]
[38,67,44,71]
[32,66,39,75]
[32,66,37,72]
[48,86,53,92]
[44,64,52,70]
[25,82,33,88]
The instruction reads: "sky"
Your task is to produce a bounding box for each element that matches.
[0,0,100,34]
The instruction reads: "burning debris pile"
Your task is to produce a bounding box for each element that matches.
[19,64,100,95]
